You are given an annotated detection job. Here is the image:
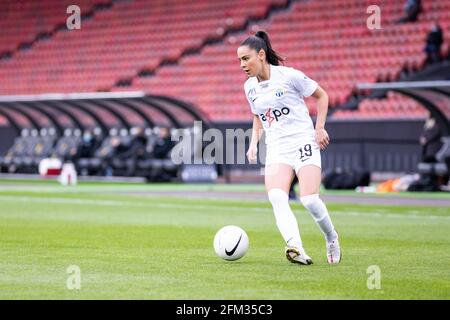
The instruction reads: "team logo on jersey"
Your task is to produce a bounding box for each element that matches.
[259,107,290,127]
[274,88,285,98]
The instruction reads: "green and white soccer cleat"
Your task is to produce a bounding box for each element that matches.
[285,246,313,265]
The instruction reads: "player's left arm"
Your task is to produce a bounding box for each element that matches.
[311,86,330,150]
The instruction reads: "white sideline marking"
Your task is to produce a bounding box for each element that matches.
[0,195,449,221]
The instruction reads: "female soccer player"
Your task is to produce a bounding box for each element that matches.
[237,31,341,265]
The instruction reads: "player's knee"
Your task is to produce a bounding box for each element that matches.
[268,188,289,205]
[300,193,321,212]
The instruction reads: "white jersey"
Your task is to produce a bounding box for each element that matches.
[244,64,318,151]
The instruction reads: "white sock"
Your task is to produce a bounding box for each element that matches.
[300,194,337,243]
[268,188,303,248]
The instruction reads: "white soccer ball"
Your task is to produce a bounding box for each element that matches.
[213,225,249,261]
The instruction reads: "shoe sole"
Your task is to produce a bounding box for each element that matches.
[285,249,313,265]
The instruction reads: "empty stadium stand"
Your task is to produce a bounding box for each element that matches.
[0,0,449,122]
[121,0,450,120]
[0,0,108,55]
[333,92,428,120]
[0,0,286,96]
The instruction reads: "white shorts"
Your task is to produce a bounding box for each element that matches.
[265,137,321,174]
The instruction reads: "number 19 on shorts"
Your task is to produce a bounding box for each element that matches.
[298,144,312,162]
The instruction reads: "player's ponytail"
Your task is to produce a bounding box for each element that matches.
[255,31,284,65]
[240,30,284,66]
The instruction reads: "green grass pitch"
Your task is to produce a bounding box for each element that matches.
[0,180,448,299]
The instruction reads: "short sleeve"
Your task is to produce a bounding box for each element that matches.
[289,68,318,97]
[244,86,257,115]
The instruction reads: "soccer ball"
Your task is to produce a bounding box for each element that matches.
[213,225,249,261]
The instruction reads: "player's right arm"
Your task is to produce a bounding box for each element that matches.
[247,114,263,163]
